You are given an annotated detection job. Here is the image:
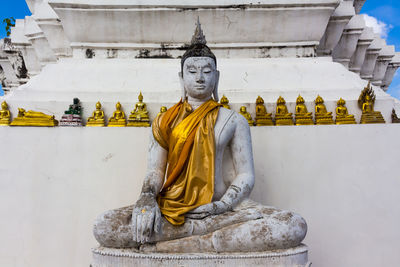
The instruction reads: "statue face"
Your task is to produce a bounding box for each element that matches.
[181,57,218,100]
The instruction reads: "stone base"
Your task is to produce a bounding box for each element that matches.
[127,121,150,127]
[255,117,274,126]
[295,115,314,126]
[315,115,334,125]
[108,120,127,127]
[275,116,294,126]
[10,117,58,127]
[86,120,105,127]
[92,244,310,267]
[60,114,83,127]
[360,112,385,124]
[335,118,357,124]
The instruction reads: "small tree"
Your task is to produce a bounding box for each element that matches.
[3,17,16,37]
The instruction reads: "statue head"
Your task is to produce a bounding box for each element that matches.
[315,95,324,105]
[160,106,167,113]
[138,92,143,102]
[116,102,122,110]
[1,101,7,110]
[337,98,346,106]
[180,18,219,102]
[73,98,80,105]
[296,95,305,104]
[220,95,229,105]
[96,102,102,110]
[256,96,264,105]
[277,96,286,105]
[18,108,26,116]
[240,106,247,113]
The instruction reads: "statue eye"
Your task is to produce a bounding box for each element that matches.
[188,68,197,73]
[203,68,211,73]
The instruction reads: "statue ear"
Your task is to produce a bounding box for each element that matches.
[213,70,220,102]
[179,72,186,101]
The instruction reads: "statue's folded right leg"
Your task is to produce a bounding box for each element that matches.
[143,200,307,253]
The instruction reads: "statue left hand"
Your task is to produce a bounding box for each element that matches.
[185,201,230,219]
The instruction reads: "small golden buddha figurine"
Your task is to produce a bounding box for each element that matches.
[294,95,313,125]
[158,106,167,116]
[10,108,58,127]
[392,109,400,123]
[239,106,254,126]
[358,82,385,124]
[254,96,274,126]
[108,102,126,127]
[87,101,106,127]
[0,101,11,126]
[274,96,294,126]
[127,92,151,127]
[335,98,356,124]
[220,95,230,109]
[314,95,334,125]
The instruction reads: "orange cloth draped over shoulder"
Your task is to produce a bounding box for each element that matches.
[152,99,221,226]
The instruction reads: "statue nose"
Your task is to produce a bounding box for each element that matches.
[196,73,205,83]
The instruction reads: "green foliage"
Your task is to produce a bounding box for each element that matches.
[3,17,16,37]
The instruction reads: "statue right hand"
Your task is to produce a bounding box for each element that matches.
[131,193,162,244]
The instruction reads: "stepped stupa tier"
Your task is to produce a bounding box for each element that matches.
[2,1,400,267]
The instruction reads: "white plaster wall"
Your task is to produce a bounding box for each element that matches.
[1,125,400,267]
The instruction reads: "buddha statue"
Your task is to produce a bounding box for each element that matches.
[314,95,334,125]
[254,96,274,126]
[274,96,294,126]
[86,102,105,127]
[127,92,151,127]
[392,109,400,123]
[294,95,313,125]
[108,102,126,127]
[158,106,167,116]
[239,106,254,126]
[93,20,306,255]
[335,98,356,125]
[10,107,58,127]
[358,82,385,124]
[0,101,11,126]
[60,98,83,126]
[219,95,230,109]
[65,98,82,115]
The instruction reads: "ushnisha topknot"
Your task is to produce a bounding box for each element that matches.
[181,17,217,72]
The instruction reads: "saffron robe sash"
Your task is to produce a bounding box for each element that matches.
[152,99,220,225]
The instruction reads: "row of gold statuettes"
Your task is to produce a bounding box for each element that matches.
[0,83,399,127]
[231,82,398,126]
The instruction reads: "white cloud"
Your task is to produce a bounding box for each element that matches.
[362,14,393,38]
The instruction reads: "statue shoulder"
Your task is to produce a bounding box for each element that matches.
[217,107,250,133]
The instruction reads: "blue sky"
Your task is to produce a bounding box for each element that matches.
[0,0,400,98]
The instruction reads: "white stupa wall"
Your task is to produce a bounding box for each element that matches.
[2,57,395,124]
[1,125,400,267]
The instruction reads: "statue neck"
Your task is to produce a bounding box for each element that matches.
[187,96,212,110]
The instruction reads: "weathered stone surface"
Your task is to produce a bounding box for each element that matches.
[92,244,310,267]
[94,199,307,252]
